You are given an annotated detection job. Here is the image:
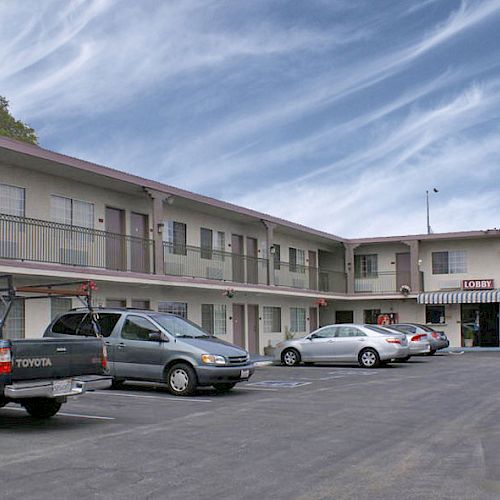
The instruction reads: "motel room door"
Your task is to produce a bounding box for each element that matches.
[247,304,259,354]
[396,253,411,290]
[106,207,126,271]
[232,304,246,349]
[130,212,149,273]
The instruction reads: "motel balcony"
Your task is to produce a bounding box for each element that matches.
[354,271,415,294]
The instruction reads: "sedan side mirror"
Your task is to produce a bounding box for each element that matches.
[148,331,165,342]
[308,333,318,340]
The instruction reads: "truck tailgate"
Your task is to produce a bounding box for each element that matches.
[10,338,105,381]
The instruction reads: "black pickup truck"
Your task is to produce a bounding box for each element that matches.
[0,276,111,418]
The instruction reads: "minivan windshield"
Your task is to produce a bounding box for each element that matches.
[151,314,211,338]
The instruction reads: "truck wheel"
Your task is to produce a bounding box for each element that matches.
[23,399,62,419]
[166,363,197,396]
[213,383,236,393]
[111,378,125,389]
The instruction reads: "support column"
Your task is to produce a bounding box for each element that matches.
[262,220,276,286]
[402,239,421,293]
[343,243,359,295]
[145,188,172,275]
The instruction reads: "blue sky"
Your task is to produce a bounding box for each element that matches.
[1,0,500,238]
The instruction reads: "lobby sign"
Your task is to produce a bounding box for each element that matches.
[462,279,494,290]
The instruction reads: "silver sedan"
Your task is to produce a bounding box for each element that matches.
[377,325,431,360]
[274,324,410,368]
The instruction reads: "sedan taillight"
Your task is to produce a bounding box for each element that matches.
[385,337,401,344]
[0,347,12,374]
[431,332,440,340]
[411,334,426,342]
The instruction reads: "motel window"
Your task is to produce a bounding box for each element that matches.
[355,254,378,278]
[3,298,25,339]
[201,304,227,336]
[50,195,94,228]
[432,251,467,274]
[200,228,213,259]
[289,247,306,273]
[158,302,188,319]
[272,243,281,270]
[363,309,381,325]
[50,297,72,320]
[0,184,25,217]
[263,306,281,333]
[131,299,151,310]
[290,307,306,333]
[426,305,445,325]
[164,220,187,255]
[215,231,225,260]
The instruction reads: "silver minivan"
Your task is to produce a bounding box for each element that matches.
[274,324,410,368]
[45,309,255,396]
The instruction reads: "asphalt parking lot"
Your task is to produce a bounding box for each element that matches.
[2,353,500,500]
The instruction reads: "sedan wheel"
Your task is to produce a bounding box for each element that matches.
[282,349,300,366]
[359,348,380,368]
[166,363,197,396]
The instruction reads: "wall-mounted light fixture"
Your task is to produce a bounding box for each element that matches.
[269,245,276,255]
[157,222,164,234]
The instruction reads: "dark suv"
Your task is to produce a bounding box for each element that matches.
[44,309,254,396]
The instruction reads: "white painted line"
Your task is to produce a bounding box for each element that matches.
[94,391,213,403]
[2,406,115,420]
[237,386,279,392]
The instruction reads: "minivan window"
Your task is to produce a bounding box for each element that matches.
[52,314,86,335]
[121,316,160,341]
[79,313,121,337]
[151,314,210,338]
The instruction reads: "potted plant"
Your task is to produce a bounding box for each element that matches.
[463,328,474,347]
[263,340,275,357]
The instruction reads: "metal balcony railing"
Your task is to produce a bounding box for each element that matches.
[162,242,269,285]
[0,213,154,273]
[354,271,411,293]
[274,261,347,293]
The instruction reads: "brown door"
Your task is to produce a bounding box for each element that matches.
[309,307,318,333]
[106,207,126,270]
[396,252,411,291]
[308,251,318,290]
[247,304,259,354]
[232,234,244,283]
[246,237,258,284]
[130,212,149,273]
[232,304,245,348]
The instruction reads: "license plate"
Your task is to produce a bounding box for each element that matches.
[240,369,250,379]
[52,379,73,396]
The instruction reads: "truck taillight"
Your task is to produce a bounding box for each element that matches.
[101,344,108,369]
[0,347,12,374]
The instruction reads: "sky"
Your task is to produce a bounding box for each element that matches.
[1,0,500,238]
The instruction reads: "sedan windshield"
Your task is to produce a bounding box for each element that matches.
[151,314,211,338]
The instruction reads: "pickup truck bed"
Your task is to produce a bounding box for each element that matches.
[0,337,111,418]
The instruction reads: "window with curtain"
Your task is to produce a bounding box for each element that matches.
[158,301,188,319]
[0,184,25,216]
[355,254,378,278]
[290,307,306,333]
[432,251,467,274]
[200,227,213,259]
[164,220,187,255]
[50,195,94,228]
[263,306,281,333]
[289,247,305,273]
[201,304,227,335]
[50,297,72,320]
[3,298,25,339]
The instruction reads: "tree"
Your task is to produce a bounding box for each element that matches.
[0,96,38,145]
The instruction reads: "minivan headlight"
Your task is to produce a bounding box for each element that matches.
[201,354,226,365]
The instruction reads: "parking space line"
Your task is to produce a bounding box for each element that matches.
[237,387,279,392]
[3,406,115,420]
[93,391,213,403]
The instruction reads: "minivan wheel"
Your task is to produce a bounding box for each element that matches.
[282,348,301,366]
[166,363,197,396]
[23,398,62,419]
[358,348,380,368]
[427,350,436,356]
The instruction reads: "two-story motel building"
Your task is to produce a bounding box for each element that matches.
[1,137,499,351]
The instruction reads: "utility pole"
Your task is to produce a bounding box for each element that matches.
[426,188,439,234]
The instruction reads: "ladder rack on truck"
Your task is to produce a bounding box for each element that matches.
[0,274,100,339]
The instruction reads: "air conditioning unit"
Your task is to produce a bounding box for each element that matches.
[206,266,224,280]
[60,248,89,266]
[0,240,19,259]
[164,262,185,276]
[292,278,305,289]
[355,280,373,292]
